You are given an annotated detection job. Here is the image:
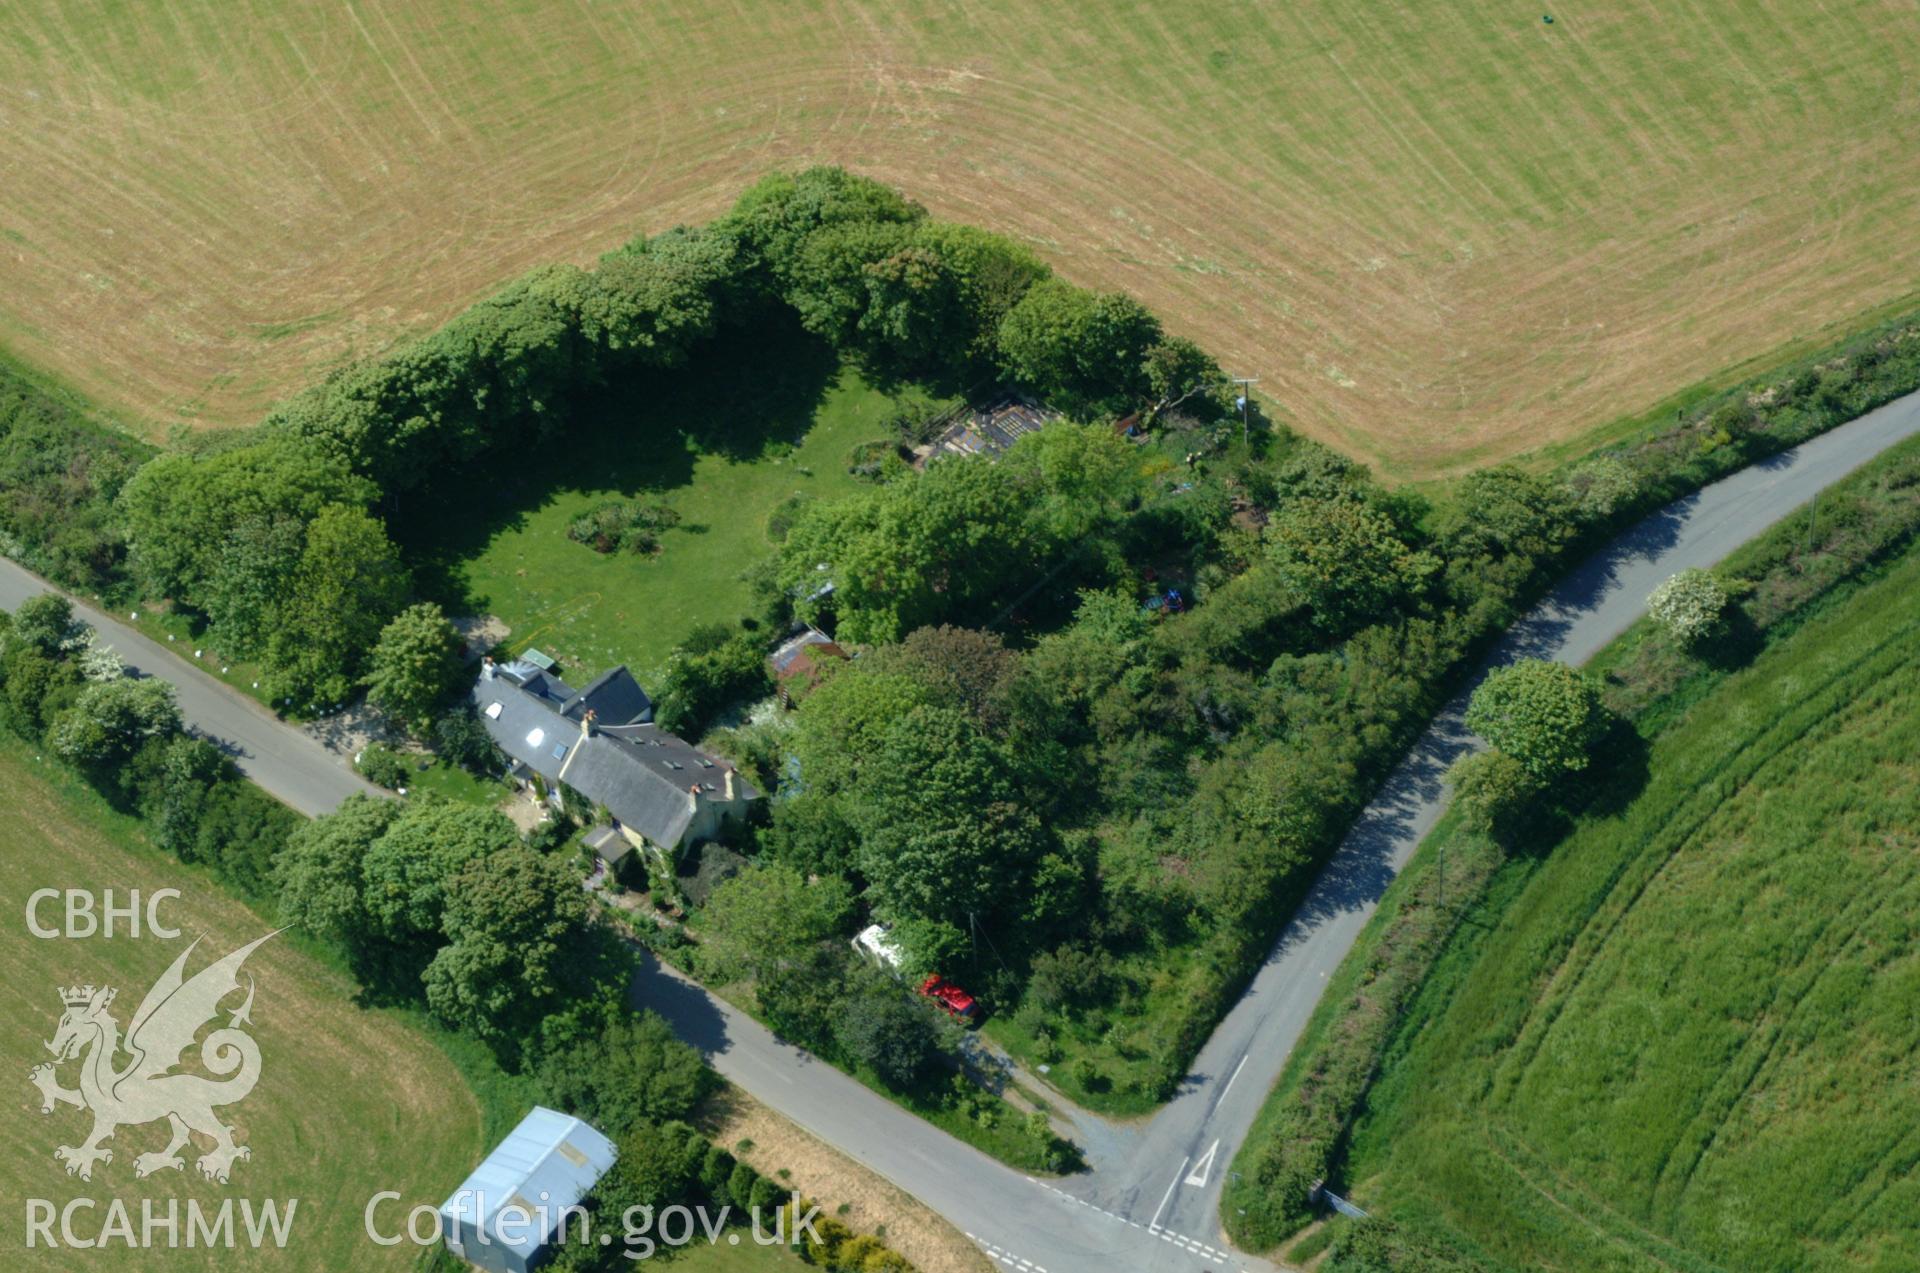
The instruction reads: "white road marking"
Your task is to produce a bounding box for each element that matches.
[1184,1139,1220,1188]
[966,1232,1046,1273]
[1148,1156,1187,1232]
[1028,1178,1230,1264]
[1218,1054,1249,1101]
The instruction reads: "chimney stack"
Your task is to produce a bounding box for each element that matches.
[724,769,735,801]
[581,709,596,739]
[481,657,496,681]
[686,782,699,813]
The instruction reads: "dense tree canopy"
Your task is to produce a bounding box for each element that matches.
[1267,496,1437,635]
[264,504,408,706]
[852,704,1045,943]
[49,678,180,768]
[533,1008,717,1136]
[274,793,402,948]
[360,800,518,945]
[424,845,596,1044]
[835,972,945,1089]
[698,863,854,985]
[118,437,372,604]
[8,593,81,656]
[778,425,1139,643]
[997,279,1162,416]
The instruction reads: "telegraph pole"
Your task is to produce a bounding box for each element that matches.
[1230,376,1260,444]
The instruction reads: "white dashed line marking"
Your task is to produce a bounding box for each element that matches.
[966,1232,1047,1273]
[1028,1179,1232,1266]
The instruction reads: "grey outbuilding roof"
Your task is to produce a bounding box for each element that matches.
[440,1105,615,1273]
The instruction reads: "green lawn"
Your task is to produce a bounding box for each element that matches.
[399,753,513,807]
[401,317,939,682]
[1341,544,1920,1272]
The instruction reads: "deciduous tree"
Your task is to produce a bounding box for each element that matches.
[117,437,372,604]
[49,678,180,767]
[1267,497,1437,634]
[365,602,465,732]
[274,793,402,948]
[360,799,517,944]
[264,503,408,706]
[853,705,1043,937]
[1464,659,1607,780]
[424,845,595,1045]
[1647,568,1729,645]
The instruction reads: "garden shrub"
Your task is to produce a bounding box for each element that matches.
[1446,749,1540,841]
[355,742,411,789]
[1647,567,1729,645]
[566,499,681,555]
[847,439,905,482]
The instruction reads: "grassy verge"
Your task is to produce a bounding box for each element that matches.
[118,604,281,708]
[1223,430,1920,1254]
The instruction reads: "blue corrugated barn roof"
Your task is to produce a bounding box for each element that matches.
[440,1106,616,1271]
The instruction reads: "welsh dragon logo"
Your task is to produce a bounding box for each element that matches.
[28,931,278,1184]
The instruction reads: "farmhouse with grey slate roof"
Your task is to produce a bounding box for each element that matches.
[472,657,758,862]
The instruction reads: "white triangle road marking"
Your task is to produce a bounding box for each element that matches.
[1184,1139,1220,1188]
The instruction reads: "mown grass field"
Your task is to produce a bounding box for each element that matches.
[3,1,1917,477]
[0,745,484,1270]
[1341,544,1920,1271]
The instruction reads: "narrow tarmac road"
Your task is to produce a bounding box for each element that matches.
[0,565,378,815]
[10,386,1918,1273]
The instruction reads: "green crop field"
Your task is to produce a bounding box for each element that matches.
[1341,544,1920,1271]
[3,1,1917,477]
[0,746,484,1271]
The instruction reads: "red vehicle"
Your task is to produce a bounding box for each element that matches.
[919,975,981,1023]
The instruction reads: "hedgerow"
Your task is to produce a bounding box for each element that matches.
[1221,431,1920,1250]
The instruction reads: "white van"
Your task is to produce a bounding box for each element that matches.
[851,923,905,970]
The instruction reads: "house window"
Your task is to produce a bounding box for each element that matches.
[552,743,569,761]
[526,727,546,748]
[484,702,503,719]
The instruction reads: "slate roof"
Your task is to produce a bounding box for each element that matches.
[570,722,741,848]
[560,665,652,726]
[475,669,578,786]
[440,1106,615,1265]
[472,661,758,850]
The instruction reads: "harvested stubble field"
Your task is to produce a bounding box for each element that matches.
[0,745,483,1270]
[1345,543,1920,1271]
[2,1,1917,477]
